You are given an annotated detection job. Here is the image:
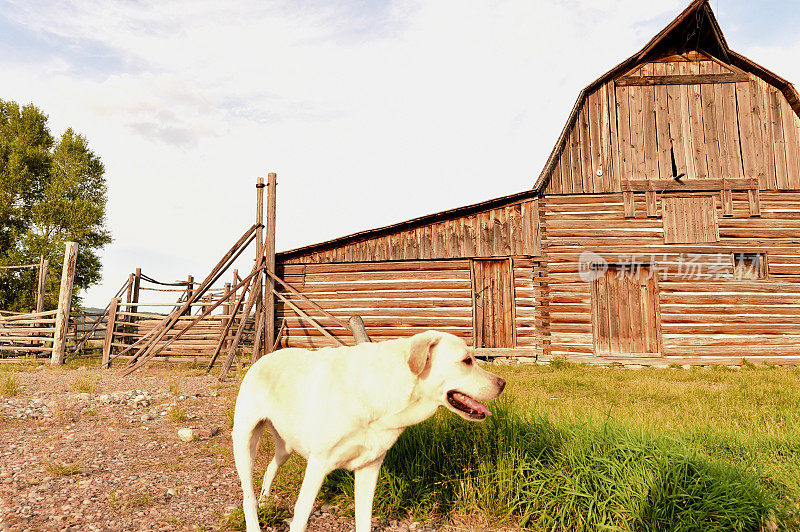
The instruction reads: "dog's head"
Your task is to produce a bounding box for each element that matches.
[405,330,505,421]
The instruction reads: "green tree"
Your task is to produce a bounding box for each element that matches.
[0,100,111,311]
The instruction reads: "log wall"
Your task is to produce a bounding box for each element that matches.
[544,192,800,362]
[276,259,544,356]
[543,55,800,194]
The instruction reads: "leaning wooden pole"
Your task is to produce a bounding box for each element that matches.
[264,172,277,355]
[218,273,263,380]
[51,242,78,365]
[36,256,48,313]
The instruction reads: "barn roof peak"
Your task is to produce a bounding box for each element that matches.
[532,0,800,191]
[634,0,729,64]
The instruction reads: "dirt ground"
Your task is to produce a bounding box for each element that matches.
[0,363,504,532]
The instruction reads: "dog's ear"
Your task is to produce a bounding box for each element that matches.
[407,331,440,376]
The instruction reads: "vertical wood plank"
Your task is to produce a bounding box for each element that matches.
[688,81,709,178]
[51,241,78,365]
[588,89,603,191]
[752,79,775,188]
[645,190,658,217]
[102,298,118,369]
[600,83,612,191]
[623,189,635,218]
[782,97,800,188]
[579,102,593,192]
[722,187,733,216]
[629,86,646,180]
[735,81,758,180]
[769,88,789,188]
[665,62,687,177]
[748,188,761,217]
[616,85,633,182]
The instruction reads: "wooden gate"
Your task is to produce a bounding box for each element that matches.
[591,265,661,356]
[471,259,515,348]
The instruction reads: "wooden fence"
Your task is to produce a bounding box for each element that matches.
[0,310,58,357]
[102,273,259,365]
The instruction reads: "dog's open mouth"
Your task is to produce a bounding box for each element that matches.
[447,390,491,420]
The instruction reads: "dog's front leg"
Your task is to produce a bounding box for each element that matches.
[289,455,332,532]
[354,454,386,532]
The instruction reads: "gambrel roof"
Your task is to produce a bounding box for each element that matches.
[532,0,800,192]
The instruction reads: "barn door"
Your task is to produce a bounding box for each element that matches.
[471,259,515,348]
[591,265,661,356]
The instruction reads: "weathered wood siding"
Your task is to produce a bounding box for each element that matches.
[544,192,800,362]
[275,259,543,355]
[543,54,800,194]
[281,200,540,265]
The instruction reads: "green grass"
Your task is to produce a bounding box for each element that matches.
[240,363,800,531]
[72,373,98,393]
[43,459,82,477]
[1,374,19,396]
[169,405,188,422]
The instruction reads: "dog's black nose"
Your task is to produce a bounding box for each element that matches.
[496,377,506,392]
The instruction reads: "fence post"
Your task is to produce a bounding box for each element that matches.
[102,298,119,369]
[221,282,232,351]
[264,172,277,354]
[184,275,194,316]
[36,256,49,313]
[251,177,266,362]
[51,242,78,365]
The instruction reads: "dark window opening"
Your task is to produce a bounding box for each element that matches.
[732,253,766,280]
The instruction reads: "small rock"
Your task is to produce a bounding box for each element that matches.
[140,414,153,422]
[166,488,176,498]
[177,428,194,442]
[76,393,91,401]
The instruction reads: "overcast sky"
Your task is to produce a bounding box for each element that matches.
[2,0,799,307]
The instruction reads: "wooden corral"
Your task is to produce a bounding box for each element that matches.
[272,0,800,366]
[0,244,79,363]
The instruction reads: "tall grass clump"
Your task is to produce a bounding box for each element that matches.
[321,399,785,530]
[1,374,19,397]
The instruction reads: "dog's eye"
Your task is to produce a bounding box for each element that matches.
[462,357,473,366]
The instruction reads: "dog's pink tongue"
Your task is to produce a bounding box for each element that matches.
[461,394,491,416]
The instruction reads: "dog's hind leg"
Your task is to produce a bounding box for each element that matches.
[232,415,266,532]
[258,424,292,503]
[288,455,332,532]
[354,454,386,532]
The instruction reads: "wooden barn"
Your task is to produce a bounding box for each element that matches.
[273,0,800,365]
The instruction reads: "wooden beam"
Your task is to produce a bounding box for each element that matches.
[219,274,263,380]
[624,178,756,191]
[251,177,265,361]
[348,315,371,344]
[264,172,277,354]
[102,298,119,369]
[51,242,78,365]
[273,289,344,346]
[35,257,48,313]
[748,188,761,217]
[615,73,749,87]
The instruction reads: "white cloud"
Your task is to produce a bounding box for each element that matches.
[2,0,794,307]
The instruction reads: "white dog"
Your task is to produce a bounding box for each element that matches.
[232,330,506,532]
